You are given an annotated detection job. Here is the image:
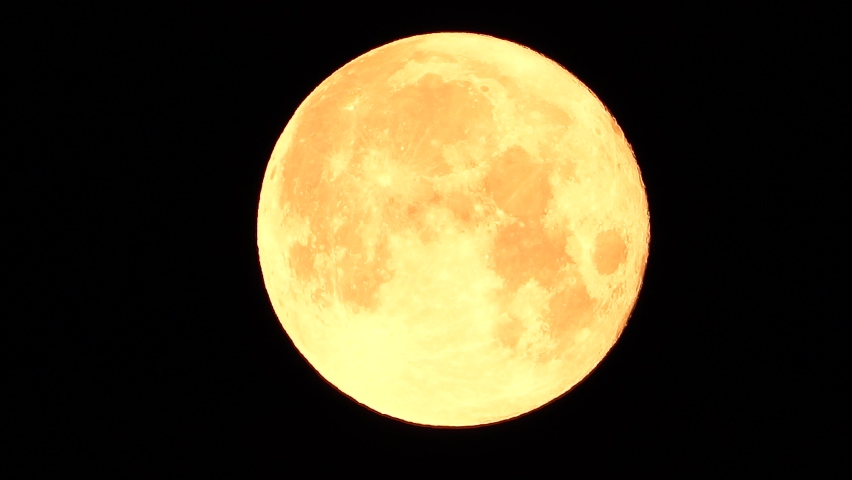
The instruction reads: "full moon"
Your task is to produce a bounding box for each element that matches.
[257,33,649,427]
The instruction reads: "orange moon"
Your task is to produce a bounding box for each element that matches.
[257,32,649,427]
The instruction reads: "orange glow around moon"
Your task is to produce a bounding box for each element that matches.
[257,33,650,427]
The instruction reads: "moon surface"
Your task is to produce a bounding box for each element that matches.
[257,33,649,427]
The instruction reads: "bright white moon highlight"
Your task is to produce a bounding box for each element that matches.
[257,32,650,427]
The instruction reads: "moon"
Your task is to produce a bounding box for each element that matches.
[257,32,649,427]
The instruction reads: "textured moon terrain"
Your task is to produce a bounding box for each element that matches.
[257,33,650,427]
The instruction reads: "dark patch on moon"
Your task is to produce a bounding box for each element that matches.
[289,241,316,282]
[495,314,525,349]
[593,229,627,275]
[380,72,496,155]
[280,66,503,313]
[485,146,552,220]
[547,280,595,341]
[289,224,395,313]
[336,236,394,311]
[491,220,569,292]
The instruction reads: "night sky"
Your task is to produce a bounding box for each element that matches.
[10,5,845,475]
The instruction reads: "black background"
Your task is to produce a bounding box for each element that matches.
[9,4,847,475]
